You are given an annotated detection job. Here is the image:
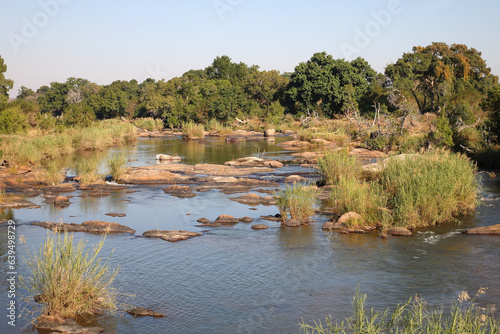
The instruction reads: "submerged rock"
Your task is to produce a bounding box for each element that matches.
[105,212,127,217]
[36,315,104,333]
[229,193,276,206]
[127,307,166,318]
[32,221,136,234]
[143,230,202,242]
[260,214,282,222]
[252,224,269,230]
[284,219,301,227]
[163,185,197,198]
[464,224,500,235]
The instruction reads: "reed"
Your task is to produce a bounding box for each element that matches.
[20,232,119,319]
[133,117,164,131]
[106,154,126,181]
[182,121,205,140]
[75,158,102,184]
[317,149,362,185]
[276,183,320,223]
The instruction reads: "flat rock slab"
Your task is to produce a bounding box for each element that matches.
[388,227,412,236]
[36,315,104,333]
[127,307,166,317]
[105,213,127,217]
[260,214,282,222]
[464,224,500,235]
[0,197,40,209]
[143,230,202,242]
[225,156,283,168]
[32,221,136,234]
[163,185,197,198]
[251,224,269,230]
[214,214,240,225]
[229,193,276,206]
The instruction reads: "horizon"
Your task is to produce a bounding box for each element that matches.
[2,0,500,97]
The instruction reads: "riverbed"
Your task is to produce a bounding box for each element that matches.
[1,136,499,334]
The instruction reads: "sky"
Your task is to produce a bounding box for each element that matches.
[1,0,500,97]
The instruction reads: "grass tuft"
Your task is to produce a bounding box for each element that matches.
[276,183,320,223]
[317,149,362,186]
[75,158,102,184]
[106,154,126,181]
[182,121,205,140]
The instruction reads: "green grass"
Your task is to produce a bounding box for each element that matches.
[34,161,64,186]
[106,154,126,181]
[20,232,119,319]
[75,158,102,184]
[300,288,499,334]
[133,117,164,131]
[205,119,232,135]
[276,183,321,223]
[317,149,362,186]
[182,121,205,140]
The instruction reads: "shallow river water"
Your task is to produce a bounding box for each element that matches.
[1,136,499,334]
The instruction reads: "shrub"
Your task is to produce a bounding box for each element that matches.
[0,105,29,134]
[63,103,96,127]
[133,117,163,131]
[182,121,205,140]
[35,161,64,186]
[106,154,126,181]
[300,288,499,334]
[206,119,232,135]
[379,151,478,227]
[276,183,320,222]
[75,158,102,184]
[20,232,119,319]
[317,149,362,185]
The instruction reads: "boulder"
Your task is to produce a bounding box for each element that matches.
[197,217,211,224]
[260,214,282,222]
[284,175,306,183]
[251,224,269,230]
[239,216,254,223]
[83,221,136,234]
[143,230,202,242]
[126,307,166,317]
[284,219,301,227]
[163,185,197,198]
[264,129,276,137]
[214,214,240,224]
[156,154,182,161]
[322,222,334,230]
[464,224,500,235]
[36,315,104,333]
[54,196,71,207]
[229,193,276,206]
[263,160,283,168]
[224,156,282,168]
[337,212,364,226]
[388,227,412,236]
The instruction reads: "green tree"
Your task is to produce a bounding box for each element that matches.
[483,85,500,141]
[0,55,14,108]
[63,103,96,127]
[0,105,29,134]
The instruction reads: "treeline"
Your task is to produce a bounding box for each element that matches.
[1,42,500,146]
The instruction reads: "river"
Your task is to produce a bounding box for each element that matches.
[1,135,499,334]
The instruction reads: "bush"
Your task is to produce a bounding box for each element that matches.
[63,103,96,127]
[106,154,126,181]
[75,158,102,184]
[182,121,205,140]
[300,288,499,334]
[276,183,320,223]
[317,149,362,185]
[35,161,64,186]
[133,117,164,131]
[20,232,119,319]
[0,106,29,134]
[379,151,478,227]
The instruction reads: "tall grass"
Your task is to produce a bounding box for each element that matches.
[106,154,126,181]
[133,117,164,131]
[20,232,119,319]
[276,183,321,223]
[379,151,478,228]
[317,149,362,185]
[75,158,102,184]
[182,121,205,140]
[206,119,232,135]
[300,288,499,334]
[34,161,64,186]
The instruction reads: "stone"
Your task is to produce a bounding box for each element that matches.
[229,193,276,206]
[264,129,276,137]
[156,154,182,161]
[251,224,269,230]
[105,213,126,217]
[224,156,282,168]
[197,217,211,224]
[36,315,104,333]
[263,160,283,168]
[88,191,112,197]
[464,224,500,235]
[337,212,364,226]
[260,214,282,222]
[388,227,412,236]
[285,219,301,227]
[82,221,135,234]
[214,214,240,224]
[284,175,306,183]
[163,185,197,198]
[126,307,166,317]
[322,222,334,230]
[143,230,202,242]
[239,216,254,223]
[53,196,71,207]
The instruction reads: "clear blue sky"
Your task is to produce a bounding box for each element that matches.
[1,0,499,96]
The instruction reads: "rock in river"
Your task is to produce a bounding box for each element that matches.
[464,224,500,235]
[32,221,136,234]
[163,185,197,198]
[214,214,240,224]
[36,315,104,333]
[143,230,202,242]
[127,307,166,318]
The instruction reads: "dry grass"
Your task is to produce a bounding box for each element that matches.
[276,183,321,223]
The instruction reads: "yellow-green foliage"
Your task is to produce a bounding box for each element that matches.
[317,149,362,185]
[75,158,102,184]
[34,161,65,186]
[106,154,126,181]
[133,117,164,131]
[20,232,119,319]
[206,119,232,135]
[182,121,205,139]
[276,183,321,222]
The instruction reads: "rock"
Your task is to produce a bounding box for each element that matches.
[285,219,301,227]
[464,224,500,235]
[252,224,269,230]
[284,175,306,183]
[276,140,312,150]
[224,156,282,168]
[264,129,276,137]
[388,227,412,236]
[260,214,282,222]
[82,221,136,234]
[229,193,276,206]
[214,214,240,224]
[310,138,332,146]
[197,217,211,224]
[88,191,112,197]
[36,315,104,333]
[163,185,197,198]
[337,212,364,226]
[263,160,283,168]
[143,230,202,242]
[239,216,254,223]
[156,154,182,161]
[54,195,70,206]
[32,221,88,233]
[105,213,126,217]
[126,307,166,317]
[0,197,40,209]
